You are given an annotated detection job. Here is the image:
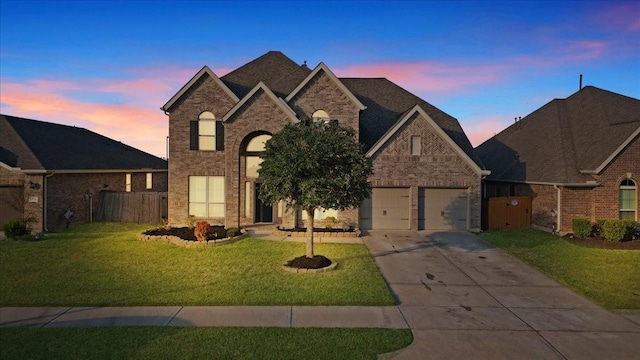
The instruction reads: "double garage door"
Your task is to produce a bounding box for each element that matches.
[359,187,468,230]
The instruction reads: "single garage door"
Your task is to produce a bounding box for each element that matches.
[419,188,468,230]
[359,188,410,229]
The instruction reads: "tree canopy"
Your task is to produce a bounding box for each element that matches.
[258,121,373,258]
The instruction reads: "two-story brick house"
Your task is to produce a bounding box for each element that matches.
[162,51,488,232]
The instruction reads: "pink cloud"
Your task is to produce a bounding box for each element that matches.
[0,75,173,157]
[334,61,508,93]
[0,64,244,157]
[461,117,511,147]
[591,2,640,32]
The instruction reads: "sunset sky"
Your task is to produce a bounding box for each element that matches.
[1,0,638,158]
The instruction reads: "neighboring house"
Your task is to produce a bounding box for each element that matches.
[0,114,168,232]
[162,51,489,232]
[476,86,640,233]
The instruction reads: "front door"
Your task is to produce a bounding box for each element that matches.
[254,183,273,223]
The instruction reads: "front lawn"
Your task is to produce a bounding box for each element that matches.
[0,223,395,306]
[0,327,413,360]
[479,228,640,309]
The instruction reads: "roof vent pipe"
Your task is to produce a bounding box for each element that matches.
[579,74,583,90]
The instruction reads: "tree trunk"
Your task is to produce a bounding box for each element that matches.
[305,208,315,258]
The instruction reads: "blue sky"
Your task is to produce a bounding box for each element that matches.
[1,0,638,157]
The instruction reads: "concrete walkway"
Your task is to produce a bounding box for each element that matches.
[2,230,639,359]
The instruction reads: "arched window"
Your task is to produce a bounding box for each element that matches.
[244,134,272,178]
[312,109,333,124]
[198,111,216,150]
[620,179,637,220]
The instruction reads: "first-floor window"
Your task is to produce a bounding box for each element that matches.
[125,173,132,192]
[146,173,153,190]
[620,179,637,220]
[189,176,225,218]
[301,207,338,220]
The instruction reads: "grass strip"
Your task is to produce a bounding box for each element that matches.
[479,228,640,309]
[0,327,413,360]
[0,223,395,306]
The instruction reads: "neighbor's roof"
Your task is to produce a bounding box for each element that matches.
[214,51,483,168]
[0,114,168,172]
[476,86,640,184]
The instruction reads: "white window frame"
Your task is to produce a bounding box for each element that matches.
[620,179,637,220]
[199,111,216,151]
[125,173,132,192]
[189,176,225,218]
[146,173,152,190]
[301,207,338,220]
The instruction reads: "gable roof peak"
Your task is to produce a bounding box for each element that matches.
[285,62,366,110]
[221,81,299,124]
[162,65,238,112]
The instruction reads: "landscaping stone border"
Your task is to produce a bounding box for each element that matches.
[137,228,248,248]
[273,229,360,238]
[282,261,338,274]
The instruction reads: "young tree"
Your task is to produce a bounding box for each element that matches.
[258,121,373,259]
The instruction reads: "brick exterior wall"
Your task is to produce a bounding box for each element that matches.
[0,167,167,232]
[166,66,483,232]
[491,135,639,233]
[167,73,237,225]
[288,71,361,138]
[592,136,639,221]
[369,113,482,231]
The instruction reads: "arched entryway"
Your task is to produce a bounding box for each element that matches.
[240,132,273,223]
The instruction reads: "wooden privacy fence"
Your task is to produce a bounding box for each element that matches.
[96,191,167,224]
[487,196,531,230]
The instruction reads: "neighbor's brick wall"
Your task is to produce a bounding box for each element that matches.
[288,71,361,136]
[511,136,639,233]
[167,73,237,225]
[592,136,639,221]
[370,112,482,231]
[45,172,166,231]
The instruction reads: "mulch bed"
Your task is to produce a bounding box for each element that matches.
[286,255,332,269]
[143,226,227,241]
[563,234,640,250]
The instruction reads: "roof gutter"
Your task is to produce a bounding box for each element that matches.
[43,172,55,232]
[484,179,600,188]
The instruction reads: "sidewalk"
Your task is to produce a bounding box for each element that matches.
[0,306,407,328]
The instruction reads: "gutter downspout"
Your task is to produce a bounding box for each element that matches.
[43,172,55,232]
[554,184,561,234]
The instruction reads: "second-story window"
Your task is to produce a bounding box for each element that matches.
[191,111,224,151]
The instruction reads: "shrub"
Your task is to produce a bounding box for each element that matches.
[194,221,210,242]
[601,219,626,242]
[324,216,337,229]
[226,227,240,238]
[2,220,28,239]
[571,218,591,238]
[621,219,639,240]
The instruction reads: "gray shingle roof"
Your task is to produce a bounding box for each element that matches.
[1,114,167,171]
[221,51,311,98]
[219,52,483,168]
[476,86,640,184]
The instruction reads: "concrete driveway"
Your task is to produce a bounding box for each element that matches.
[364,230,640,360]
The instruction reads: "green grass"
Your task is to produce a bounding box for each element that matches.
[0,327,413,360]
[478,228,640,309]
[0,223,395,306]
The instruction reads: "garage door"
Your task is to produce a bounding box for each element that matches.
[359,188,409,229]
[419,188,468,230]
